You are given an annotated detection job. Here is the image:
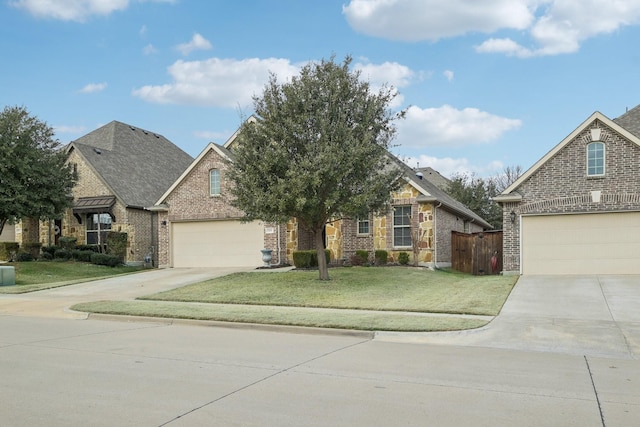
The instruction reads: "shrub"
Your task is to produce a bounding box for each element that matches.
[398,252,410,265]
[375,250,388,266]
[292,249,331,268]
[15,251,34,262]
[76,244,98,252]
[0,242,19,260]
[355,250,369,264]
[72,249,95,262]
[58,237,77,250]
[91,252,122,267]
[349,254,365,266]
[23,242,42,260]
[106,231,127,261]
[42,245,58,256]
[54,248,72,260]
[40,252,53,260]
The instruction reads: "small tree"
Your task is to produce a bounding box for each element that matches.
[0,106,76,236]
[227,55,404,280]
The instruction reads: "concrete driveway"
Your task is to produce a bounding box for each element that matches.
[377,275,640,359]
[0,267,250,319]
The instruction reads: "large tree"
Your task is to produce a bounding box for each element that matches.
[0,106,76,237]
[446,166,522,229]
[227,56,404,280]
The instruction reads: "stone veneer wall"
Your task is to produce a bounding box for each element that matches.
[501,121,640,273]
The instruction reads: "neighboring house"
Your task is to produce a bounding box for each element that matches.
[0,224,15,242]
[494,105,640,275]
[16,121,193,265]
[155,121,492,268]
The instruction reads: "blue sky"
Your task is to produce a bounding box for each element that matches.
[2,0,640,178]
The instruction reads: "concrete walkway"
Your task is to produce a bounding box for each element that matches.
[376,275,640,359]
[0,267,250,319]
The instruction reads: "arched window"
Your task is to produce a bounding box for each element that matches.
[210,169,221,195]
[587,142,605,176]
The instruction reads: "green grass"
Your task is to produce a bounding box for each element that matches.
[0,261,144,294]
[71,300,491,332]
[142,267,517,316]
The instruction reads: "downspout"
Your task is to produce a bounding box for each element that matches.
[433,202,442,269]
[276,222,282,265]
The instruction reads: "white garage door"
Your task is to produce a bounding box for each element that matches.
[172,220,264,267]
[522,212,640,275]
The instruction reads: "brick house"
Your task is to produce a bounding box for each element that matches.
[155,122,491,268]
[15,121,193,265]
[494,106,640,275]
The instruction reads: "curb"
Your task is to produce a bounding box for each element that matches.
[85,312,375,339]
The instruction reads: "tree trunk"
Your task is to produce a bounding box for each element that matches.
[314,228,330,281]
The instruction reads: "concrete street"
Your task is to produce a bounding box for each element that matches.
[1,271,639,426]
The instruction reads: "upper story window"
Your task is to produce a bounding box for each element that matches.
[587,142,605,176]
[393,206,412,247]
[210,169,221,196]
[357,217,370,235]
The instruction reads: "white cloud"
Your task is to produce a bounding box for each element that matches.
[354,60,415,107]
[54,125,86,134]
[177,33,212,56]
[343,0,533,41]
[143,44,158,55]
[139,25,147,36]
[193,130,228,141]
[132,57,301,108]
[10,0,129,22]
[79,82,107,94]
[344,0,640,57]
[402,154,504,178]
[443,70,454,82]
[10,0,174,22]
[396,105,522,148]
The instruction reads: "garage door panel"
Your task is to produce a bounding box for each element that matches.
[522,212,640,275]
[172,220,264,268]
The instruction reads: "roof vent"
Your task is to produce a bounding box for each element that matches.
[130,126,136,131]
[153,133,160,138]
[93,148,102,155]
[416,171,423,180]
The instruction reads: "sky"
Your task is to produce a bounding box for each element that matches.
[2,0,640,179]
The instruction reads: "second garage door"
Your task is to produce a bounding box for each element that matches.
[172,220,264,267]
[521,212,640,275]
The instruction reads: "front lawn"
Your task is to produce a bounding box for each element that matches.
[73,267,518,332]
[142,267,517,316]
[0,261,144,293]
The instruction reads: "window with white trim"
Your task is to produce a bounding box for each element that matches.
[393,206,412,247]
[587,142,605,176]
[357,217,370,235]
[210,169,221,195]
[86,213,112,245]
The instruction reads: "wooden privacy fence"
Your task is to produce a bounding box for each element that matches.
[451,230,503,275]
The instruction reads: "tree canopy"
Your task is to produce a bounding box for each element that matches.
[446,166,522,229]
[227,55,404,280]
[0,106,76,237]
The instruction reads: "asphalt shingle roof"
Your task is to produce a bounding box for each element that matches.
[613,104,640,137]
[69,121,194,208]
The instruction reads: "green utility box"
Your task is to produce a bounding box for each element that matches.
[0,266,16,286]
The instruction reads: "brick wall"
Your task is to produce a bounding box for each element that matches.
[501,120,640,273]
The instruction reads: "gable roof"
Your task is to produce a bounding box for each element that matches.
[416,167,452,191]
[613,104,640,138]
[68,121,193,208]
[156,142,232,205]
[495,110,640,201]
[390,155,493,229]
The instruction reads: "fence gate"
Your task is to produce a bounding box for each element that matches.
[451,231,503,275]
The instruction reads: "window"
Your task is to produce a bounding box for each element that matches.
[210,169,221,195]
[86,213,112,245]
[587,142,605,176]
[393,206,412,247]
[357,217,370,235]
